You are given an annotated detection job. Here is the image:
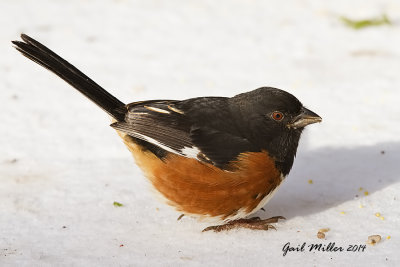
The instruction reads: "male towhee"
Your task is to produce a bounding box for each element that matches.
[12,34,321,232]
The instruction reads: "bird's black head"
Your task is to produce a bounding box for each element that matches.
[230,87,321,176]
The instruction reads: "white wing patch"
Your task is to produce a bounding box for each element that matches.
[130,131,201,160]
[180,146,201,159]
[167,104,185,114]
[144,106,170,114]
[132,132,178,154]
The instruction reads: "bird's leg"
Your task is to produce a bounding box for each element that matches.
[202,216,286,232]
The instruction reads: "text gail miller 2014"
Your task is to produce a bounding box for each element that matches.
[282,242,367,256]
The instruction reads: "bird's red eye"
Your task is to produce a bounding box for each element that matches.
[272,111,284,121]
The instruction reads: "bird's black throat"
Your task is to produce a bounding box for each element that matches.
[266,128,303,176]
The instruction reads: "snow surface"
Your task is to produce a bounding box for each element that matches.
[1,0,400,266]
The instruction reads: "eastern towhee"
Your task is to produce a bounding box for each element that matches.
[12,34,321,232]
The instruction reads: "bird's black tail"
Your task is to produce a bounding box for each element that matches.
[12,34,126,121]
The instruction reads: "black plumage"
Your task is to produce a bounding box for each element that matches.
[12,34,320,176]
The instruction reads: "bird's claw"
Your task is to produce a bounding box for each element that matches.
[202,216,286,232]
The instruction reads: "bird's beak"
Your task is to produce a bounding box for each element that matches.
[288,107,322,129]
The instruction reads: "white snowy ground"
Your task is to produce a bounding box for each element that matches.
[1,0,400,266]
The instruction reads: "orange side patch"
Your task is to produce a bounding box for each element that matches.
[118,132,281,220]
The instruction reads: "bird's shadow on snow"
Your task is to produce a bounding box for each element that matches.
[257,142,400,219]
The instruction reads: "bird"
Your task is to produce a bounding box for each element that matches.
[12,34,321,232]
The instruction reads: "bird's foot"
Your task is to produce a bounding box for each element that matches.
[202,216,286,232]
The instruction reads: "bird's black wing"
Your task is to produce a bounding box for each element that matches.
[111,97,259,169]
